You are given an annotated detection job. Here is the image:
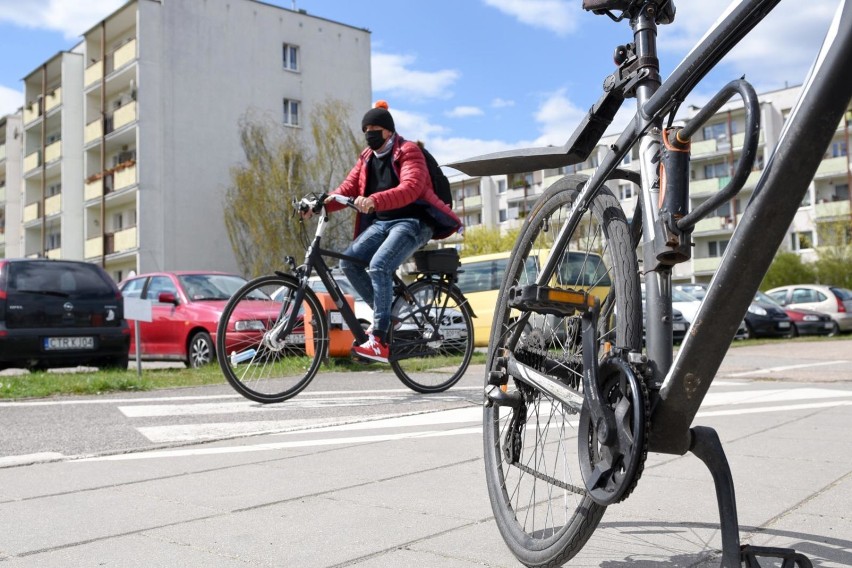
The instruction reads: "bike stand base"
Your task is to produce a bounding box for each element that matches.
[689,426,813,568]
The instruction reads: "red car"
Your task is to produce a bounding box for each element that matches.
[119,271,252,367]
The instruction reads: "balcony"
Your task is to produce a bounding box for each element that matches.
[815,199,851,219]
[85,119,103,144]
[114,163,137,190]
[693,216,735,234]
[463,195,482,209]
[24,150,41,173]
[112,226,137,253]
[0,143,6,162]
[44,140,61,163]
[23,202,40,223]
[44,88,62,113]
[691,139,717,156]
[85,60,104,87]
[732,130,764,149]
[85,177,104,200]
[85,235,104,259]
[814,156,849,178]
[45,194,61,216]
[112,101,137,131]
[46,248,62,260]
[23,99,42,124]
[113,38,137,71]
[693,256,722,274]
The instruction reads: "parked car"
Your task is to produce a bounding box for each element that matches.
[744,291,794,338]
[671,283,748,340]
[307,271,373,328]
[119,271,251,367]
[765,284,852,335]
[781,306,836,337]
[0,259,130,370]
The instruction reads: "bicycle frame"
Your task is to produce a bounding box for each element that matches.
[453,0,852,455]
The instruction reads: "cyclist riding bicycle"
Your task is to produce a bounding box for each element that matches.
[303,101,462,363]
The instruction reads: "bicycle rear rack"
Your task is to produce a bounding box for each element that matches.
[690,426,813,567]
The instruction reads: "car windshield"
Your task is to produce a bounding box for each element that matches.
[309,274,364,301]
[7,261,115,299]
[672,288,700,302]
[178,274,247,300]
[754,290,783,306]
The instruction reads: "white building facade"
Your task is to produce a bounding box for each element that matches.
[11,0,371,281]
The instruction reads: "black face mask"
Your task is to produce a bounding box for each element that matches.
[365,130,386,150]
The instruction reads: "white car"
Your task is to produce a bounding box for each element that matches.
[306,272,373,329]
[766,284,852,334]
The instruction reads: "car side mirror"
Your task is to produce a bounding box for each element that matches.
[158,291,178,305]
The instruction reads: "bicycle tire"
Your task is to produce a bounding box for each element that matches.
[390,279,475,393]
[483,175,641,567]
[217,274,328,403]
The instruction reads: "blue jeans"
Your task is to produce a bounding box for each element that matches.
[340,219,433,341]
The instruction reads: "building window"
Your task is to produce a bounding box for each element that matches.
[703,161,730,179]
[283,43,299,71]
[497,179,507,194]
[621,152,631,165]
[499,209,508,222]
[702,122,731,141]
[834,184,849,201]
[47,232,61,250]
[465,185,480,198]
[708,239,729,257]
[830,140,847,158]
[620,184,634,200]
[790,231,813,251]
[283,99,300,127]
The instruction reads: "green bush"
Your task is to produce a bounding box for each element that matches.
[760,251,817,290]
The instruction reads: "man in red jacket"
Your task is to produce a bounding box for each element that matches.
[323,101,462,362]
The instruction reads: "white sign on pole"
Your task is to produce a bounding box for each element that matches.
[124,297,153,322]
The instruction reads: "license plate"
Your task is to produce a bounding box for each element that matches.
[44,336,95,351]
[673,323,686,331]
[778,321,791,329]
[442,329,465,339]
[825,322,835,329]
[285,333,305,345]
[329,312,343,324]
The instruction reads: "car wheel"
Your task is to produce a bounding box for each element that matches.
[827,321,840,337]
[742,322,755,340]
[187,331,214,368]
[790,324,800,338]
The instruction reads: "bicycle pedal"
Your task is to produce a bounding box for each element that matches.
[507,285,596,317]
[740,544,812,567]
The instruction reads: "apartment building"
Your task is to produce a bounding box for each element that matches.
[0,113,23,258]
[449,85,852,284]
[13,0,371,281]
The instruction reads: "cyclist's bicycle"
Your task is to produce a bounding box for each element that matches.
[450,0,851,566]
[217,194,475,403]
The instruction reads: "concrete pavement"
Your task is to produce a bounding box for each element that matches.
[1,376,851,566]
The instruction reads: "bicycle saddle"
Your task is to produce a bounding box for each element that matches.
[583,0,676,24]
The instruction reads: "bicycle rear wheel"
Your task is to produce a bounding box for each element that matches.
[390,279,475,393]
[217,274,328,403]
[483,175,642,566]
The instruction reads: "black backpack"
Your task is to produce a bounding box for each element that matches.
[419,146,453,208]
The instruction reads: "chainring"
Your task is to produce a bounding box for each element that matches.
[577,357,649,505]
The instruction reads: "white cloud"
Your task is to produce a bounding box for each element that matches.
[372,52,460,100]
[445,106,484,118]
[491,98,515,108]
[0,84,23,117]
[664,0,837,90]
[391,108,449,143]
[482,0,577,36]
[531,89,587,147]
[0,0,125,39]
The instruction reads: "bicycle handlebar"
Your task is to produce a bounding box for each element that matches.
[296,193,357,215]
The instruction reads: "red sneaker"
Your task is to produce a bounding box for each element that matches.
[351,334,389,363]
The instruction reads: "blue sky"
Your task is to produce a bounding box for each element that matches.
[0,0,839,166]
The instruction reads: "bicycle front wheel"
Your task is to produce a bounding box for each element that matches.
[217,274,328,403]
[483,175,642,566]
[390,279,475,393]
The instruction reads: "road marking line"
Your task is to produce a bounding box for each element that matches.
[138,407,483,443]
[0,452,65,467]
[727,360,850,377]
[81,399,852,462]
[0,386,482,408]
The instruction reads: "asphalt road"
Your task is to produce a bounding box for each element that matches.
[0,339,850,566]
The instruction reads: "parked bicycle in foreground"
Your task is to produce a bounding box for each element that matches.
[217,194,475,403]
[450,0,851,566]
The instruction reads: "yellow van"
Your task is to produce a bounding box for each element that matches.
[456,249,612,347]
